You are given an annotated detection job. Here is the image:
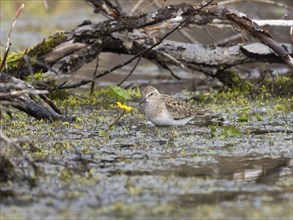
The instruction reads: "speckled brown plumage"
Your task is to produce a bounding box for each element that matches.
[160,94,196,120]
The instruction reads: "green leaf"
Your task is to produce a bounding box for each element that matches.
[108,85,132,102]
[136,86,141,98]
[237,107,250,112]
[209,125,217,133]
[255,114,262,121]
[98,129,109,137]
[208,125,217,138]
[223,126,242,136]
[237,113,249,122]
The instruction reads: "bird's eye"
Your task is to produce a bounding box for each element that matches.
[150,93,153,96]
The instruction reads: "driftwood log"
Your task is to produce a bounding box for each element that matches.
[1,0,292,120]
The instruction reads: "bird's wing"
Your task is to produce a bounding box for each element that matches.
[161,95,196,120]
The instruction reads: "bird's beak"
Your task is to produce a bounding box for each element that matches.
[139,97,146,106]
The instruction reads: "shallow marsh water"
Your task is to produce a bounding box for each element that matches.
[1,93,292,219]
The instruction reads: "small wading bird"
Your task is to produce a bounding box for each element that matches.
[139,86,221,126]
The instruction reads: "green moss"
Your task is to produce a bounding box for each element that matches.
[28,31,66,58]
[60,167,74,181]
[24,71,46,82]
[1,31,66,73]
[195,76,292,114]
[0,51,25,70]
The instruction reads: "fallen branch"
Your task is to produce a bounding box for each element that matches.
[0,72,71,121]
[3,2,292,79]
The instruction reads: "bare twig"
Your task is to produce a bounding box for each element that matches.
[106,110,126,131]
[140,0,155,13]
[39,94,62,115]
[90,55,100,95]
[117,56,141,86]
[22,55,34,76]
[87,0,121,18]
[0,3,25,71]
[129,0,145,16]
[214,33,243,46]
[156,61,181,80]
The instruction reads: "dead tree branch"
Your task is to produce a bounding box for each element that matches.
[0,72,71,121]
[4,2,292,80]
